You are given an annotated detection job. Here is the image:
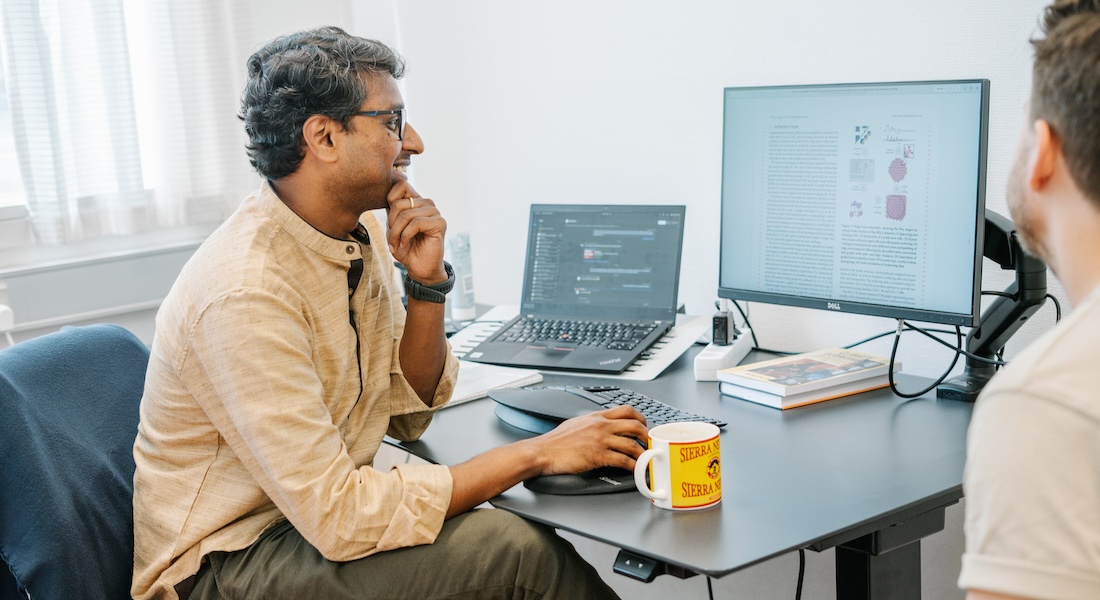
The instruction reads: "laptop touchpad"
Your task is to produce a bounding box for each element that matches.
[513,343,578,363]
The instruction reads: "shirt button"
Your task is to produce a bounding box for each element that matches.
[346,245,355,254]
[348,288,354,296]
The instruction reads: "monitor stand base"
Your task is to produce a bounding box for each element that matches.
[936,367,994,402]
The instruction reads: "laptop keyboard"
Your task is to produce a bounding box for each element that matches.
[554,386,727,428]
[498,318,659,351]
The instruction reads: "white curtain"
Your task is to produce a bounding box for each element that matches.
[0,0,258,245]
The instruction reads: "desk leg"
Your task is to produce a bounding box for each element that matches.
[836,541,920,600]
[834,507,945,600]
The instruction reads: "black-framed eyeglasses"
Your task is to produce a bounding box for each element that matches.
[355,108,406,140]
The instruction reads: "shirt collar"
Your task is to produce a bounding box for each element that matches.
[255,180,368,261]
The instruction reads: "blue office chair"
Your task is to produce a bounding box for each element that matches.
[0,324,149,600]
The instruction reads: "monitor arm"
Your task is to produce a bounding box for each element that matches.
[937,210,1048,402]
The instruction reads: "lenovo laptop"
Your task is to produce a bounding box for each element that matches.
[464,204,686,374]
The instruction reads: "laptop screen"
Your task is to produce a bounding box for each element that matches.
[519,204,686,321]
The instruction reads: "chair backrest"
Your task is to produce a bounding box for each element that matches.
[0,324,149,600]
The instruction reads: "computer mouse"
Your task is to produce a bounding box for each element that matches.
[524,467,638,495]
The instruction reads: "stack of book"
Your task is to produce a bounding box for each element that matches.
[717,348,899,410]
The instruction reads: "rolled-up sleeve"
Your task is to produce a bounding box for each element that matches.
[386,350,459,441]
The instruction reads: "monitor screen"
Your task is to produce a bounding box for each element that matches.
[718,79,989,326]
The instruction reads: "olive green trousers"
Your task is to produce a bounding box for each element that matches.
[188,508,620,600]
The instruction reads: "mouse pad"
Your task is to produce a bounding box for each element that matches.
[524,467,639,495]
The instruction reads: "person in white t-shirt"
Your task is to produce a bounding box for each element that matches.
[958,1,1100,599]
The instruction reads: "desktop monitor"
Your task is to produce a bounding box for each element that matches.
[718,79,990,326]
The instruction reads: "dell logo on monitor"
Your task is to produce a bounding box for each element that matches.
[827,302,841,311]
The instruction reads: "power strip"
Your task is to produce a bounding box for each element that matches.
[693,329,753,381]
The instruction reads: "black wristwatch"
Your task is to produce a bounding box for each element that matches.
[403,261,455,304]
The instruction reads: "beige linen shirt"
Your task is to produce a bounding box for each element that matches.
[959,285,1100,599]
[132,181,458,600]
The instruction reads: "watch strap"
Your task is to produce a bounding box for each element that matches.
[403,261,455,304]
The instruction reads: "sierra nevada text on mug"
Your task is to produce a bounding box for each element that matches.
[633,421,722,510]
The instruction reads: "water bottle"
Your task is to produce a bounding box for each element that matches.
[446,232,476,321]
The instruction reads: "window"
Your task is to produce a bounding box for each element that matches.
[0,0,259,247]
[0,49,26,219]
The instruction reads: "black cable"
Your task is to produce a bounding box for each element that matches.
[1046,293,1062,322]
[759,321,1006,366]
[795,549,805,600]
[871,290,1061,367]
[903,320,1007,366]
[754,347,799,356]
[762,326,961,358]
[971,290,1062,364]
[737,295,1034,367]
[707,575,715,600]
[888,321,963,398]
[844,327,957,349]
[730,300,759,348]
[982,288,1062,323]
[986,289,1064,366]
[734,290,1061,391]
[828,324,1004,367]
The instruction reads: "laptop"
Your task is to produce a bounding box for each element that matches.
[464,204,686,374]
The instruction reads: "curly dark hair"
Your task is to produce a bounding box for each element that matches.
[239,26,406,180]
[1031,0,1100,205]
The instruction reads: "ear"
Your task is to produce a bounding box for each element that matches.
[300,114,340,164]
[1027,119,1059,192]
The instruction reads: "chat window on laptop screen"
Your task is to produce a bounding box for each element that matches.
[522,207,683,316]
[719,82,985,321]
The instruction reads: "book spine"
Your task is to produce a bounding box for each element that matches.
[715,370,787,394]
[718,382,782,408]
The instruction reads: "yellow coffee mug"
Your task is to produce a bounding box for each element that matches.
[633,422,722,510]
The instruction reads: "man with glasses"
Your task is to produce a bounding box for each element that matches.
[959,1,1100,599]
[132,26,645,600]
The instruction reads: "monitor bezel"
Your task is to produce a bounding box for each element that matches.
[717,78,990,327]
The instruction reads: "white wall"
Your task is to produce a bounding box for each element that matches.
[340,3,1053,599]
[341,0,1060,378]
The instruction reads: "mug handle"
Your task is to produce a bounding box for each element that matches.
[634,447,668,500]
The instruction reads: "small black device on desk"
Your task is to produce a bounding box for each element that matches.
[488,386,726,496]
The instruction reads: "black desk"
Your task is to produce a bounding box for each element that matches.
[392,347,972,599]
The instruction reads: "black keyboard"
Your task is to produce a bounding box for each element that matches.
[575,386,727,428]
[490,385,726,432]
[497,318,659,351]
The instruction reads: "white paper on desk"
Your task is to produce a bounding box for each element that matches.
[444,360,543,408]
